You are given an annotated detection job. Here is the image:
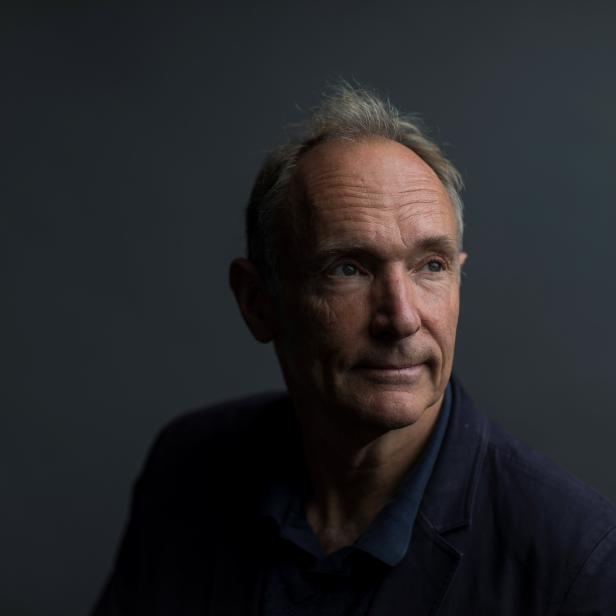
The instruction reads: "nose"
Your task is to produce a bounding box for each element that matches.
[370,267,421,340]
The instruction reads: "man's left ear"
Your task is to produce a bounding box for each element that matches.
[229,258,277,343]
[459,252,468,268]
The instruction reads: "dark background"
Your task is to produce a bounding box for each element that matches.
[3,2,616,614]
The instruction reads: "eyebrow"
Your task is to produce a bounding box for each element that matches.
[414,235,460,255]
[312,234,460,262]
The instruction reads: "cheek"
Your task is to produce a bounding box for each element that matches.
[301,291,367,348]
[307,294,351,335]
[421,289,460,347]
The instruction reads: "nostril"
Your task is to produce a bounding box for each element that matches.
[370,305,421,341]
[370,276,421,340]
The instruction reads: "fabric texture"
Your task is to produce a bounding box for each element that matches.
[92,377,616,615]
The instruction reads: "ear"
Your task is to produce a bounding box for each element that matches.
[229,258,276,343]
[459,252,468,268]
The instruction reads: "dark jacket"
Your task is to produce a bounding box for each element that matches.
[93,379,616,615]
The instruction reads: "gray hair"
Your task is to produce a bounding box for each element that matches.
[246,83,464,290]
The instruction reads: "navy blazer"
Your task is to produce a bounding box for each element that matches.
[93,379,616,615]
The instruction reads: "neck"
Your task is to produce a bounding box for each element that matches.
[295,394,443,554]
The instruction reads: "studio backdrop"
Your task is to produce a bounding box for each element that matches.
[2,2,616,615]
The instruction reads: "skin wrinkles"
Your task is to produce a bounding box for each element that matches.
[295,208,451,278]
[304,187,446,218]
[306,187,444,206]
[294,176,452,260]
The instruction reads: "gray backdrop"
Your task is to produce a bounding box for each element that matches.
[3,2,616,615]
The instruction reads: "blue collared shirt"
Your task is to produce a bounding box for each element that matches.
[259,383,453,615]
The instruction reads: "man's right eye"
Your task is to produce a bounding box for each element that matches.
[331,263,360,277]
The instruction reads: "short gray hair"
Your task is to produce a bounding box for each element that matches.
[246,83,464,290]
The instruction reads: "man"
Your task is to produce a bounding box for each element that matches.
[93,85,616,615]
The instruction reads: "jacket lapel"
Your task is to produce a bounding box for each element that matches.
[368,515,462,616]
[368,377,488,615]
[420,378,488,536]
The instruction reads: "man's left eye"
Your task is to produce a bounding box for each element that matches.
[332,263,360,276]
[424,260,445,273]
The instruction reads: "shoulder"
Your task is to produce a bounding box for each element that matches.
[139,391,291,484]
[448,382,616,531]
[155,391,289,447]
[470,397,616,606]
[481,411,616,532]
[440,383,616,608]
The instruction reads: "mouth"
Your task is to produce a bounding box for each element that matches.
[353,362,426,383]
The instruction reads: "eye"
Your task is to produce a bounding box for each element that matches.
[331,262,361,277]
[424,259,445,273]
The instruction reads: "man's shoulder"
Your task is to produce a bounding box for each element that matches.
[140,391,292,481]
[450,391,616,607]
[461,393,616,582]
[430,382,616,538]
[160,391,290,441]
[481,409,616,524]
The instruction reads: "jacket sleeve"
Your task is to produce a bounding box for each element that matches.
[558,526,616,616]
[90,476,150,614]
[90,425,173,616]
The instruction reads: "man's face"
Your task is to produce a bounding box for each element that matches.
[273,138,465,432]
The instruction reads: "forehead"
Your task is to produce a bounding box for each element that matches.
[289,138,458,251]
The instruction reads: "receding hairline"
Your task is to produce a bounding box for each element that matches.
[284,136,460,242]
[245,83,465,290]
[292,135,453,194]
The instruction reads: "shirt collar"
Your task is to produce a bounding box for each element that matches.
[258,382,453,567]
[354,382,452,565]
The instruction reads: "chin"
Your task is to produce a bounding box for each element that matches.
[341,387,438,431]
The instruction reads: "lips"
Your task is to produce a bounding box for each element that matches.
[356,362,423,370]
[353,361,426,383]
[354,355,429,370]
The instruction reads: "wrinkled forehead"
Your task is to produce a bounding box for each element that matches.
[285,138,457,244]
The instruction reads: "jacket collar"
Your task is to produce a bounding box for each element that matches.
[419,374,488,534]
[365,376,489,616]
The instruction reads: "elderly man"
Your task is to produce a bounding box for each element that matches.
[93,86,616,615]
